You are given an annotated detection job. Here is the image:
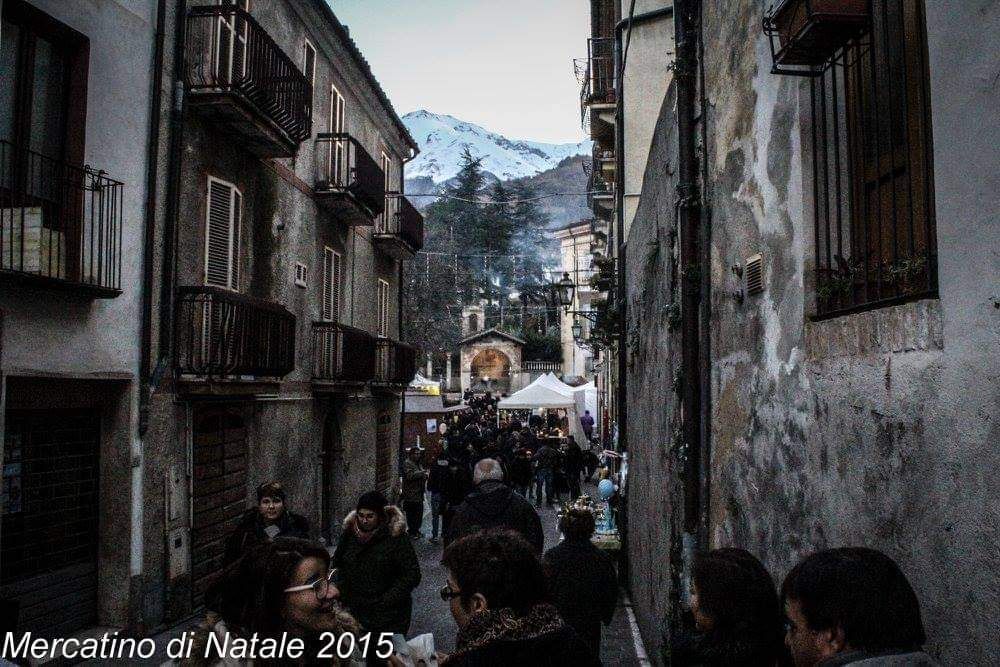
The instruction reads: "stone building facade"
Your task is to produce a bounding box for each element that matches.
[548,221,595,382]
[458,328,525,396]
[614,1,999,663]
[138,0,421,629]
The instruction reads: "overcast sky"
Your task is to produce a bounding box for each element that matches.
[328,0,590,144]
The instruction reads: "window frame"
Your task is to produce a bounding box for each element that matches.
[321,246,343,322]
[809,0,937,320]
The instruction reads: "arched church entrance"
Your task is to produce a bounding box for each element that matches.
[470,348,512,394]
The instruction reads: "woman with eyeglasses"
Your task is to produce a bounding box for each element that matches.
[435,529,598,666]
[185,537,364,666]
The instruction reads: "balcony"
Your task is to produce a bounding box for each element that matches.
[587,171,614,222]
[313,133,385,225]
[374,194,424,259]
[593,146,616,183]
[184,4,312,157]
[311,321,377,390]
[374,338,417,387]
[0,141,123,298]
[579,37,616,143]
[175,286,296,393]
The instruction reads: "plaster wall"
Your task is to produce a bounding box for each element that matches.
[619,0,674,239]
[624,2,1000,663]
[555,228,594,378]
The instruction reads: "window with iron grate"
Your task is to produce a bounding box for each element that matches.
[811,0,937,319]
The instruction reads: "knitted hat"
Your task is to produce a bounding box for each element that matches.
[356,490,388,517]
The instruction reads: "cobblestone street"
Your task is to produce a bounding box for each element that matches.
[408,479,648,664]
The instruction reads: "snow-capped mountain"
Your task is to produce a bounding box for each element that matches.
[402,110,591,183]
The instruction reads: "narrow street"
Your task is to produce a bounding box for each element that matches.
[407,480,647,664]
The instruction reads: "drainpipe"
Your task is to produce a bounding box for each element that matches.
[674,0,703,603]
[696,0,713,551]
[152,0,188,390]
[398,148,416,475]
[139,0,167,437]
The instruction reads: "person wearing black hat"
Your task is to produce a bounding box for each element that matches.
[223,481,310,565]
[334,490,421,640]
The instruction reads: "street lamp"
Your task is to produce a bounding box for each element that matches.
[555,272,575,308]
[571,320,583,340]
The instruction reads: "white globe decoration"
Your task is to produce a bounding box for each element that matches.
[597,478,615,500]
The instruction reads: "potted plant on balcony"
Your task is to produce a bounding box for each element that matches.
[765,0,869,70]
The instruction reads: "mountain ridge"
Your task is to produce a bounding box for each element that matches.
[402,109,590,183]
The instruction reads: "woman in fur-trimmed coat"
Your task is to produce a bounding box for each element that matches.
[333,491,421,638]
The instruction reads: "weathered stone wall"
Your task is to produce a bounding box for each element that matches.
[625,2,1000,663]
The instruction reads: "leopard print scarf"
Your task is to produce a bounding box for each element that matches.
[450,603,565,659]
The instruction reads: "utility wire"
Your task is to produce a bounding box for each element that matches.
[406,191,597,204]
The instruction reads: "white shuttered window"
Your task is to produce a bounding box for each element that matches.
[205,176,241,290]
[377,279,389,337]
[322,247,342,322]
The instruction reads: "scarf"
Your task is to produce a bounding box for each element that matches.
[450,603,565,659]
[352,519,378,544]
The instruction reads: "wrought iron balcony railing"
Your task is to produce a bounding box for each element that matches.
[312,321,377,384]
[314,133,385,224]
[175,286,296,379]
[374,194,424,257]
[579,38,616,124]
[375,338,417,386]
[184,4,312,155]
[0,140,124,297]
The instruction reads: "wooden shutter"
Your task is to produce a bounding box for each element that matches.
[205,177,240,289]
[377,279,389,337]
[322,247,342,322]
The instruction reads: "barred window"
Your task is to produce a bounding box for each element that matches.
[811,0,936,318]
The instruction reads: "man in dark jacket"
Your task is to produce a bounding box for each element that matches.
[401,446,428,537]
[223,481,309,565]
[438,446,473,539]
[334,491,421,637]
[444,458,544,554]
[544,507,617,658]
[563,436,584,500]
[531,441,559,507]
[438,529,598,666]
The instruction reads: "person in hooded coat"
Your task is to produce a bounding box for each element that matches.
[334,491,421,638]
[443,458,544,555]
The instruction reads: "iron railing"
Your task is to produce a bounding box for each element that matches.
[377,194,424,252]
[809,0,936,319]
[0,140,123,295]
[375,338,417,385]
[579,37,616,125]
[184,4,312,143]
[524,361,562,373]
[314,133,385,217]
[312,321,377,383]
[175,286,296,378]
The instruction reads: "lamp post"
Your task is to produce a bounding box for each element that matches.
[571,320,583,341]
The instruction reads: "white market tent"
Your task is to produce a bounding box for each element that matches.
[498,374,589,442]
[536,374,598,423]
[496,377,575,409]
[408,373,441,395]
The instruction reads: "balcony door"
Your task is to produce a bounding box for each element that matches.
[380,151,391,232]
[212,0,249,87]
[328,85,346,185]
[202,177,242,371]
[1,0,89,280]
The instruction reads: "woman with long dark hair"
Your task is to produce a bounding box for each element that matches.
[186,537,362,666]
[665,548,786,666]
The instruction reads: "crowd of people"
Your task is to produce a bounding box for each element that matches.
[189,394,940,666]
